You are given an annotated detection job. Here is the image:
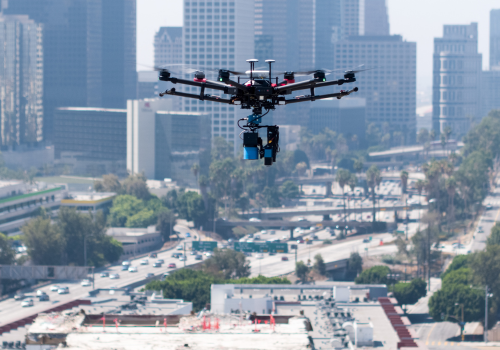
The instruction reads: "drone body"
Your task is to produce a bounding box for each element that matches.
[159,59,363,166]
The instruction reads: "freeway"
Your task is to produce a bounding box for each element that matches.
[471,182,500,252]
[0,224,201,327]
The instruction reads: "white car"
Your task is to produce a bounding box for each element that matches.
[176,245,183,251]
[179,256,186,261]
[128,266,138,272]
[297,217,307,222]
[260,230,267,235]
[254,234,261,240]
[57,287,69,294]
[21,299,34,307]
[122,261,131,266]
[81,279,91,287]
[249,218,261,222]
[205,252,212,257]
[50,285,60,292]
[110,273,120,279]
[140,259,149,265]
[36,289,44,296]
[256,253,264,259]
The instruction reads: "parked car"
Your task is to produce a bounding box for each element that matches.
[36,290,44,297]
[81,279,91,287]
[205,252,212,257]
[297,217,307,222]
[269,230,276,235]
[57,287,69,294]
[128,266,138,272]
[306,240,313,245]
[179,256,186,261]
[153,262,162,268]
[110,274,120,279]
[122,261,131,266]
[486,204,493,210]
[100,272,109,278]
[168,263,176,268]
[297,239,304,244]
[157,259,164,264]
[281,256,289,261]
[176,245,183,251]
[21,299,34,307]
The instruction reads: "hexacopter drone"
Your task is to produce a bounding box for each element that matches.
[158,59,366,166]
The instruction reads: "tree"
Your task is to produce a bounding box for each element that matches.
[336,169,351,227]
[470,244,500,305]
[295,261,309,282]
[108,195,145,227]
[191,163,200,182]
[415,179,425,199]
[203,248,250,279]
[177,191,207,228]
[122,173,151,201]
[295,162,308,177]
[445,176,457,226]
[441,255,470,280]
[366,165,381,224]
[22,216,62,265]
[0,233,15,265]
[262,186,281,208]
[400,170,409,197]
[348,252,363,278]
[313,254,326,276]
[280,180,300,200]
[157,209,175,241]
[417,128,430,145]
[487,222,500,246]
[393,278,427,311]
[429,283,485,323]
[212,136,234,160]
[94,174,122,193]
[355,265,390,284]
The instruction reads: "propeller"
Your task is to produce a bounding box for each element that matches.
[343,64,373,74]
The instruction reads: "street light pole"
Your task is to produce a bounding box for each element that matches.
[485,286,489,343]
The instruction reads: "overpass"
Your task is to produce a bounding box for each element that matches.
[275,172,425,186]
[240,204,426,220]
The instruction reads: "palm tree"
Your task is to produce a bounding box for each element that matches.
[415,179,425,199]
[191,163,200,183]
[336,169,352,230]
[446,176,457,228]
[366,165,381,227]
[400,170,409,202]
[348,174,358,221]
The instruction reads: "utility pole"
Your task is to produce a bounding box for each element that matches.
[183,241,186,268]
[84,235,87,267]
[485,285,489,343]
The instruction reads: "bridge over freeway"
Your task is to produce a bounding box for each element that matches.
[240,204,427,220]
[275,171,425,186]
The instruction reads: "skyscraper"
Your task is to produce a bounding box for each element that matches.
[364,0,390,36]
[332,35,417,144]
[182,0,254,149]
[490,9,500,69]
[154,27,183,67]
[0,15,43,146]
[2,0,136,139]
[101,0,137,109]
[432,23,482,137]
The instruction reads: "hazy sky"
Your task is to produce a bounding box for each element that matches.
[137,0,499,91]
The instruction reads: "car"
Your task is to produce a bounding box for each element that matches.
[195,254,203,260]
[168,263,176,268]
[249,218,261,222]
[282,235,288,240]
[122,261,131,266]
[21,299,34,307]
[190,250,197,255]
[121,265,129,271]
[260,230,267,235]
[50,285,60,292]
[297,239,304,244]
[306,240,313,245]
[281,256,289,261]
[221,244,228,249]
[179,256,186,261]
[256,253,264,259]
[486,204,493,210]
[172,252,180,258]
[297,217,307,222]
[309,226,317,231]
[176,245,183,251]
[244,252,252,257]
[311,235,318,239]
[478,227,484,233]
[39,293,50,301]
[110,273,120,279]
[146,273,154,278]
[205,252,212,257]
[247,239,254,243]
[254,234,261,240]
[100,272,109,278]
[140,259,149,265]
[81,279,91,287]
[186,232,191,238]
[363,238,370,243]
[149,252,157,258]
[269,230,276,235]
[153,262,162,268]
[14,293,25,301]
[57,287,69,294]
[128,266,138,272]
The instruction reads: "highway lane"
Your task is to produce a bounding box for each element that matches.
[0,224,202,327]
[471,182,500,252]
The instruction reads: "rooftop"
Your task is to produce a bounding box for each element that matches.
[61,192,116,205]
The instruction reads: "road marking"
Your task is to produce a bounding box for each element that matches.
[426,322,437,345]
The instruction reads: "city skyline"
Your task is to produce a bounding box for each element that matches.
[137,0,500,93]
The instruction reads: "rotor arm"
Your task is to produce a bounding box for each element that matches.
[165,77,229,92]
[284,87,358,105]
[220,78,249,93]
[160,88,232,104]
[276,78,355,94]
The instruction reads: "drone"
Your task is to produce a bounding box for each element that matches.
[158,59,365,166]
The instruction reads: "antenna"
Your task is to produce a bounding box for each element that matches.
[247,59,258,86]
[265,59,275,86]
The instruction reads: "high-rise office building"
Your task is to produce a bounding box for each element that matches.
[182,0,254,149]
[154,27,183,67]
[0,15,43,146]
[332,35,417,144]
[481,70,500,118]
[2,0,136,140]
[101,0,137,109]
[364,0,390,36]
[490,9,500,69]
[339,0,389,39]
[432,23,482,137]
